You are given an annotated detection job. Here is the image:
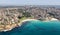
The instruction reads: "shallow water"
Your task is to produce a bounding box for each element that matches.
[0,20,60,35]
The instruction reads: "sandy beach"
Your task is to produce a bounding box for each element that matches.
[18,19,37,26]
[51,18,58,21]
[18,18,58,26]
[44,17,58,22]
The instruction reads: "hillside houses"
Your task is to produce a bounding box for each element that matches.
[0,6,60,31]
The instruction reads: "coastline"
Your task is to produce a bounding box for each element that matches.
[1,19,37,32]
[18,19,38,26]
[0,18,59,32]
[43,18,58,22]
[0,24,18,32]
[18,18,59,26]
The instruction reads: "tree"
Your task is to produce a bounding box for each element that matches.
[23,12,31,17]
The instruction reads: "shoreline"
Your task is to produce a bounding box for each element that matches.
[1,19,37,32]
[18,18,59,26]
[1,18,59,32]
[43,17,58,22]
[18,19,37,26]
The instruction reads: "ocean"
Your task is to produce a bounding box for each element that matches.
[0,20,60,35]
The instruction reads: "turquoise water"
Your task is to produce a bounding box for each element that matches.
[0,20,60,35]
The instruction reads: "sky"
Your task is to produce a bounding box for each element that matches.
[0,0,60,5]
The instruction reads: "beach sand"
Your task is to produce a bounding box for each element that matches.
[18,19,37,26]
[18,18,58,26]
[44,17,58,22]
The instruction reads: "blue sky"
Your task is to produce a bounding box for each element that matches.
[0,0,60,5]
